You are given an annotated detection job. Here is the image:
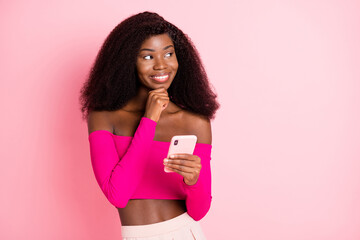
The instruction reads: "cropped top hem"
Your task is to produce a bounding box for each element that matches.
[128,195,186,200]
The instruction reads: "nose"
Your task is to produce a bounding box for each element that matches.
[153,57,167,70]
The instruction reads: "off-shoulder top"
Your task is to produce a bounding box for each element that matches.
[88,116,212,221]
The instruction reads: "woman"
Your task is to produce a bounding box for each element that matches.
[79,11,220,240]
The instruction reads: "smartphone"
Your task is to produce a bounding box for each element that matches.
[165,135,197,173]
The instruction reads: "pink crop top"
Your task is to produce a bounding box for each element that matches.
[88,116,212,221]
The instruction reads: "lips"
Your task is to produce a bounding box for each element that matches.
[149,73,170,83]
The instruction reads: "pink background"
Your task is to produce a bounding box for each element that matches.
[1,0,360,239]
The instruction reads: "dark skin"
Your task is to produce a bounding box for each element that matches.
[87,33,212,226]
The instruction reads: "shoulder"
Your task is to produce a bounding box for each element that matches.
[87,110,113,135]
[184,111,212,145]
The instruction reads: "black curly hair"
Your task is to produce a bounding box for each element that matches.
[79,11,220,120]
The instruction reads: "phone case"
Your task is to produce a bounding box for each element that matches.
[165,135,197,173]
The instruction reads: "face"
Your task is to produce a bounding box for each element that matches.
[136,33,178,90]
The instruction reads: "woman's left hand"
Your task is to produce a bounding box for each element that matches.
[163,154,202,185]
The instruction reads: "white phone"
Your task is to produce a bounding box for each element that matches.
[165,135,197,173]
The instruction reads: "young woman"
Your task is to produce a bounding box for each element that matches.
[79,11,220,240]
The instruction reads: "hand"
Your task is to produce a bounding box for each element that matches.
[144,87,169,123]
[163,154,202,185]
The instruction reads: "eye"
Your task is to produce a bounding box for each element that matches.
[143,55,152,60]
[165,52,173,58]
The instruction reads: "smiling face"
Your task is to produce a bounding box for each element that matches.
[136,33,179,90]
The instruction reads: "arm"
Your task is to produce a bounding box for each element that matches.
[182,145,212,221]
[88,112,157,208]
[181,115,213,221]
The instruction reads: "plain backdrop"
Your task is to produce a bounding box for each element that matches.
[1,0,359,239]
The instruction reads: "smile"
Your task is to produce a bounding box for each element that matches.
[150,73,170,83]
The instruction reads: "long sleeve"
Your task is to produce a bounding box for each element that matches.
[182,144,212,221]
[88,116,157,208]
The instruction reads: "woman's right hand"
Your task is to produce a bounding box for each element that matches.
[144,87,169,123]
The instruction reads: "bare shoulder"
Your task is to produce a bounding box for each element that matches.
[87,110,113,135]
[184,111,212,145]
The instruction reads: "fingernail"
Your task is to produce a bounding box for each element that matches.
[164,158,168,163]
[170,155,175,158]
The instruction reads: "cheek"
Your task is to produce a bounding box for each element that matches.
[136,63,149,75]
[171,59,179,71]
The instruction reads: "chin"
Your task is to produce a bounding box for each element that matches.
[151,82,172,90]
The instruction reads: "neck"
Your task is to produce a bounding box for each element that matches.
[132,86,150,111]
[125,85,158,112]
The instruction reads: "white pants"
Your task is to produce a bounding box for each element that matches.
[121,212,207,240]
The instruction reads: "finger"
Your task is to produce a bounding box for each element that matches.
[165,159,198,168]
[165,165,194,178]
[168,154,197,161]
[158,97,170,101]
[164,162,194,173]
[152,93,168,97]
[149,93,169,99]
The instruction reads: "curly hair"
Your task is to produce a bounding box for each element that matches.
[79,11,220,121]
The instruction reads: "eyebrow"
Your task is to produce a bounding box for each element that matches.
[139,45,174,52]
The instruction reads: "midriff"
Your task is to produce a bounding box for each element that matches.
[117,199,187,226]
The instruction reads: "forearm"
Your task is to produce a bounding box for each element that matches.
[183,146,212,221]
